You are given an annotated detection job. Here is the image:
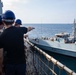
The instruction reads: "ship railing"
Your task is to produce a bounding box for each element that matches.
[24,39,76,75]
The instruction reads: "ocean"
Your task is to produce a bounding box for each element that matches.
[23,24,76,72]
[23,24,72,38]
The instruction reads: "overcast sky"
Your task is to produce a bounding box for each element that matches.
[2,0,76,23]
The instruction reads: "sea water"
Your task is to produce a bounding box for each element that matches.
[23,24,76,72]
[23,24,72,38]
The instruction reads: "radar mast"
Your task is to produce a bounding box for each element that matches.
[73,19,76,40]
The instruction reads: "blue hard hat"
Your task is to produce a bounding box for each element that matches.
[15,19,22,25]
[2,10,15,20]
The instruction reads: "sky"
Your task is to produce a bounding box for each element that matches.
[1,0,76,23]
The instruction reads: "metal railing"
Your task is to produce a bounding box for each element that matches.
[24,39,76,75]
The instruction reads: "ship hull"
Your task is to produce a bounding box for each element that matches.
[29,39,76,58]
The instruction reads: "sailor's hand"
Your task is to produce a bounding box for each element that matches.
[24,34,28,38]
[28,27,35,31]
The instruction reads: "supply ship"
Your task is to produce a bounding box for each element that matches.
[0,0,76,75]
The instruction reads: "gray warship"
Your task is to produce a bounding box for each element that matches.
[29,20,76,58]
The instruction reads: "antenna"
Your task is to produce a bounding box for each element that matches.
[73,19,76,40]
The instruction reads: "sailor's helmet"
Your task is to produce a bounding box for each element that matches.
[2,10,15,22]
[15,19,22,25]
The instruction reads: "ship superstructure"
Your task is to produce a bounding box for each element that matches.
[0,0,3,15]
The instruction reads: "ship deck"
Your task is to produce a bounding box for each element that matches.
[0,39,76,75]
[25,39,76,75]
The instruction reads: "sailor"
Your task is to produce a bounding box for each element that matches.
[0,15,4,35]
[0,15,4,75]
[0,10,34,75]
[14,18,35,31]
[14,19,34,38]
